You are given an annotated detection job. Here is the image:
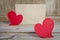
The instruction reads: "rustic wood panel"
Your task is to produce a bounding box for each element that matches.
[57,0,60,16]
[46,0,57,16]
[16,0,45,4]
[0,0,45,21]
[0,0,45,16]
[0,0,60,16]
[0,0,60,21]
[0,0,16,16]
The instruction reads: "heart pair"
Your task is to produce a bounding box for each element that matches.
[8,11,54,38]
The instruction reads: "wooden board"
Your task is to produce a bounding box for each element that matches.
[15,4,46,24]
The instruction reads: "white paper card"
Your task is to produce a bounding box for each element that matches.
[15,4,46,24]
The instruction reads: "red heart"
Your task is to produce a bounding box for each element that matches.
[8,11,23,25]
[34,18,54,38]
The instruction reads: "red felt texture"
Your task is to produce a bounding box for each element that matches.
[8,11,23,26]
[34,18,54,38]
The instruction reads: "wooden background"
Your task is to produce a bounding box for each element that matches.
[0,0,60,21]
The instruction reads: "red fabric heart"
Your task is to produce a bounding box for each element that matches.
[34,18,54,38]
[8,11,23,25]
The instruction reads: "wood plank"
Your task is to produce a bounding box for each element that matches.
[0,22,60,32]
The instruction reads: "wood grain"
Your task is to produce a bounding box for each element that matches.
[0,0,60,21]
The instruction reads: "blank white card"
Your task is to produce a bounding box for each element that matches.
[15,4,46,24]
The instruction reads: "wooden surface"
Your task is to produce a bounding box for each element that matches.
[0,33,60,40]
[0,22,60,32]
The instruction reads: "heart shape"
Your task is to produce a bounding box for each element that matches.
[8,11,23,25]
[34,18,54,38]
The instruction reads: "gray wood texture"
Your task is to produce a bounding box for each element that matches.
[0,0,60,21]
[0,33,60,40]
